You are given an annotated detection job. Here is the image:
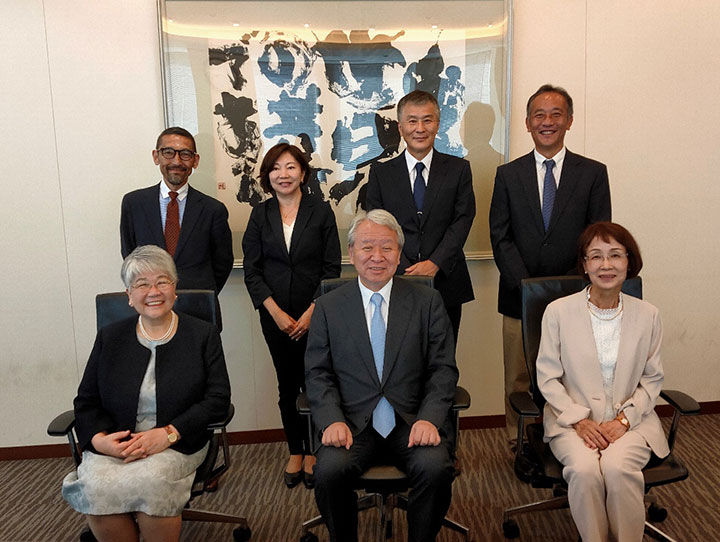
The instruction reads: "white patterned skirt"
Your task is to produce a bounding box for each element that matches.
[62,443,208,517]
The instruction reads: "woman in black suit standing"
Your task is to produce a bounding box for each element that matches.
[243,143,341,488]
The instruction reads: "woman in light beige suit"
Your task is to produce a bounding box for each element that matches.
[537,222,669,542]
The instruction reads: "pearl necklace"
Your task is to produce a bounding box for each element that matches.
[138,311,176,342]
[586,287,623,321]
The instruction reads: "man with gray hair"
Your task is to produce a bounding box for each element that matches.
[305,209,459,542]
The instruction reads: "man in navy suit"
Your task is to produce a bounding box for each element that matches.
[366,90,475,344]
[489,84,611,444]
[306,209,458,542]
[120,127,234,301]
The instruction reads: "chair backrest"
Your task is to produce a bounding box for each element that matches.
[319,275,434,296]
[95,289,217,331]
[521,275,642,407]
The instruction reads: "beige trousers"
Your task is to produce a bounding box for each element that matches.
[550,430,651,542]
[502,316,530,441]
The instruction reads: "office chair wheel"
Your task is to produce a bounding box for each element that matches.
[502,518,520,538]
[79,527,97,542]
[233,526,251,541]
[648,503,668,523]
[299,532,319,542]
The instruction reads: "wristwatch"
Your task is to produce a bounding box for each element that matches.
[164,425,178,444]
[615,412,630,429]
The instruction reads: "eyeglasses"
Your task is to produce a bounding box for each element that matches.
[584,252,628,264]
[131,279,175,292]
[157,147,196,161]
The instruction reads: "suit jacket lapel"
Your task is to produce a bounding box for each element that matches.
[421,150,443,227]
[289,193,313,260]
[571,291,605,398]
[612,295,636,405]
[382,280,412,383]
[519,152,546,235]
[548,150,581,233]
[266,197,290,261]
[392,152,418,224]
[145,183,166,248]
[174,186,201,259]
[342,283,381,387]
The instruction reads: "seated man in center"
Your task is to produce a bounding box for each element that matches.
[305,209,459,542]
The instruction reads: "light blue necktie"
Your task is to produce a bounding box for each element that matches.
[370,293,395,438]
[542,159,556,231]
[413,161,426,213]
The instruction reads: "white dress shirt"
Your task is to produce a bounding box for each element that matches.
[404,149,433,194]
[357,278,393,336]
[159,181,189,230]
[533,147,566,207]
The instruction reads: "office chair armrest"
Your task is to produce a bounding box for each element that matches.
[453,386,471,411]
[509,391,541,418]
[297,392,310,415]
[47,410,76,437]
[660,390,700,415]
[207,404,235,430]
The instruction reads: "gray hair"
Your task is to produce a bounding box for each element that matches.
[348,209,405,251]
[121,245,178,288]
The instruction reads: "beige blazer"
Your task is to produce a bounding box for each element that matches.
[537,289,669,457]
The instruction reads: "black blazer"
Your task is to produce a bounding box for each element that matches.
[242,193,341,318]
[73,313,231,455]
[366,150,475,308]
[489,150,611,318]
[305,278,458,439]
[120,184,234,293]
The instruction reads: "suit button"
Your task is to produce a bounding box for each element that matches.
[542,242,549,247]
[614,403,621,410]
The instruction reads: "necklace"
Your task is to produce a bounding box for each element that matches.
[138,311,176,342]
[586,287,623,321]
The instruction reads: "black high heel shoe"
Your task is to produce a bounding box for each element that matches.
[302,469,315,489]
[283,470,303,488]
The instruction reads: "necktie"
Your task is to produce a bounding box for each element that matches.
[413,161,426,213]
[165,191,180,256]
[542,159,556,231]
[370,293,395,438]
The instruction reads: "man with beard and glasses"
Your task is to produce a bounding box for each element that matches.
[121,127,233,323]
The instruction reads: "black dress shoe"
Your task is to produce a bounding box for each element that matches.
[284,470,303,488]
[513,454,536,483]
[302,470,315,489]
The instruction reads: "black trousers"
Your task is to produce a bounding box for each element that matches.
[314,418,455,542]
[445,304,462,347]
[260,313,308,456]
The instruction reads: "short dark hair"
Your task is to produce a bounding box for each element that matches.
[577,222,643,278]
[259,143,310,195]
[156,127,196,152]
[397,90,440,121]
[526,84,574,117]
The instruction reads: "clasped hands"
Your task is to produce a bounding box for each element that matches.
[322,420,440,449]
[404,260,439,278]
[572,418,628,450]
[91,425,179,463]
[272,303,314,341]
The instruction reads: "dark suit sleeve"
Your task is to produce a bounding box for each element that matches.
[587,163,612,224]
[427,159,475,276]
[169,327,231,439]
[73,330,117,451]
[417,290,459,428]
[209,202,234,293]
[241,207,274,309]
[489,166,531,291]
[304,298,346,430]
[365,164,382,211]
[313,203,342,299]
[120,194,137,259]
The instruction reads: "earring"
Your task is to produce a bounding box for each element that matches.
[129,301,133,306]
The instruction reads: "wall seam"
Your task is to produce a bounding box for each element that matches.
[40,0,81,381]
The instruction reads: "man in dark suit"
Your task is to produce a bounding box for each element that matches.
[489,84,611,443]
[305,209,458,542]
[120,127,234,298]
[366,90,475,344]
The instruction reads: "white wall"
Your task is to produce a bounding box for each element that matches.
[1,1,718,448]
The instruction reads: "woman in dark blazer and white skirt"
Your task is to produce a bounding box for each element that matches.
[242,143,341,488]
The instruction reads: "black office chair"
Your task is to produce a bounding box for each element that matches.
[501,276,700,541]
[47,290,251,542]
[298,276,472,542]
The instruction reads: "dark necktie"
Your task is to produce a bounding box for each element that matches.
[165,191,180,256]
[370,293,395,438]
[542,159,556,231]
[413,161,426,213]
